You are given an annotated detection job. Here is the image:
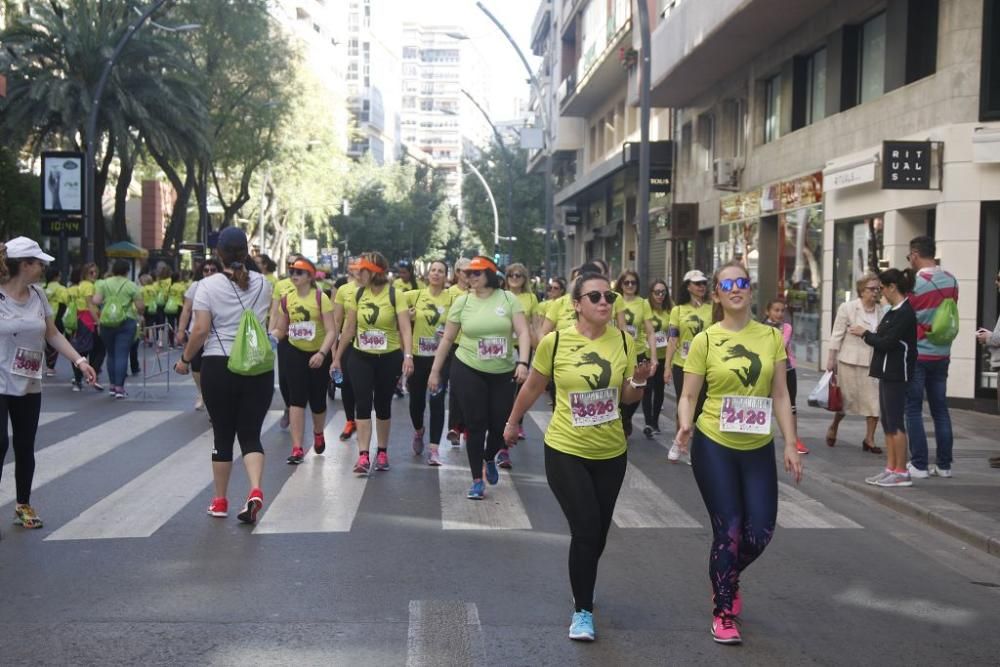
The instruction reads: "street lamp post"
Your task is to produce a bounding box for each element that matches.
[462,158,502,255]
[474,1,554,279]
[82,0,186,263]
[635,0,652,296]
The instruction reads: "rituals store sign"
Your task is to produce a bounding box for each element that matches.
[882,141,932,189]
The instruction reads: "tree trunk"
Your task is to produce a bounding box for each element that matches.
[93,142,115,269]
[146,142,195,255]
[111,138,137,243]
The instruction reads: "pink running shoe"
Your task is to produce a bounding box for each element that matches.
[354,452,371,474]
[711,613,742,645]
[207,497,228,517]
[375,450,390,471]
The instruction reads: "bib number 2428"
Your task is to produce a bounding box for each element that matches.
[719,396,773,435]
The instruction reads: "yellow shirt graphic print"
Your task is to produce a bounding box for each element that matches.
[683,321,786,451]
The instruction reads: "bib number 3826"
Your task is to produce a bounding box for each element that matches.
[720,396,773,435]
[569,388,619,427]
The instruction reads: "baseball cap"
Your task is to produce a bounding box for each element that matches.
[5,237,54,263]
[683,269,708,283]
[217,226,248,251]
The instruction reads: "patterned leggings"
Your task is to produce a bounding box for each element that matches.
[691,429,777,616]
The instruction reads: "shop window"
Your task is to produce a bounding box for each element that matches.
[806,49,827,125]
[832,217,884,312]
[780,208,823,366]
[905,0,938,84]
[982,0,1000,120]
[697,113,715,171]
[858,13,886,104]
[680,122,693,172]
[764,74,781,143]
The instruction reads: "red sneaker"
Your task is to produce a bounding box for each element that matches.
[237,488,263,524]
[207,497,228,518]
[286,447,305,465]
[339,420,356,441]
[795,440,810,455]
[313,432,327,455]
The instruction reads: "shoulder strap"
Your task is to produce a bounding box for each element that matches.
[281,295,288,316]
[315,286,322,312]
[389,285,396,309]
[356,286,365,304]
[550,329,560,385]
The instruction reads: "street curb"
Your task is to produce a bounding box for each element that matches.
[828,476,1000,559]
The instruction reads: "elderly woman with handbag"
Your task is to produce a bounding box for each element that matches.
[825,271,883,453]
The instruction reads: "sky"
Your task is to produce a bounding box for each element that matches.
[400,0,542,121]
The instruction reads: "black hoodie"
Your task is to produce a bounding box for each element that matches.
[862,299,917,382]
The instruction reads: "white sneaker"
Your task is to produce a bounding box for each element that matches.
[194,395,205,411]
[906,462,930,479]
[865,469,892,485]
[876,472,913,488]
[929,465,952,478]
[668,442,682,463]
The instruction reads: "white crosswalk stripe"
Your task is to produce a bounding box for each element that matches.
[0,411,182,509]
[613,463,702,528]
[47,411,283,541]
[255,412,370,534]
[777,481,862,529]
[438,445,532,530]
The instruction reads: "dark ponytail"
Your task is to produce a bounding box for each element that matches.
[878,267,916,295]
[219,247,251,290]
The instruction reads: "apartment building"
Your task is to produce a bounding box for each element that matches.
[649,0,1000,408]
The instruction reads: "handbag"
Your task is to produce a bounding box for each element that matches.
[826,373,844,413]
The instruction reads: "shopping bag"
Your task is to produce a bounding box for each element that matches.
[807,370,834,409]
[227,309,274,376]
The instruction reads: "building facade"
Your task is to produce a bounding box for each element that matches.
[646,0,1000,408]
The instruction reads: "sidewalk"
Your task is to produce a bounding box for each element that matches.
[792,367,1000,558]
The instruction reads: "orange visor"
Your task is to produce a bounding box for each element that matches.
[289,259,316,274]
[353,258,385,274]
[466,257,498,273]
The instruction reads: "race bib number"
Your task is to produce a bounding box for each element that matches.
[358,329,388,351]
[11,347,43,379]
[417,336,439,356]
[569,388,619,427]
[719,396,773,435]
[680,340,692,359]
[655,331,669,348]
[625,325,638,339]
[477,336,508,360]
[288,321,316,342]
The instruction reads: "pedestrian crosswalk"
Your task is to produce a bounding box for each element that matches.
[1,406,866,542]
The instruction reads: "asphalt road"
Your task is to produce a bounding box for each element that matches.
[1,372,998,666]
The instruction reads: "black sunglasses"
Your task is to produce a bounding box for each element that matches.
[289,268,311,277]
[652,289,667,296]
[466,269,484,277]
[718,277,751,292]
[203,266,217,274]
[580,290,617,304]
[508,272,524,279]
[621,280,637,286]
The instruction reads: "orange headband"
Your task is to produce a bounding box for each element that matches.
[467,257,498,272]
[353,258,385,274]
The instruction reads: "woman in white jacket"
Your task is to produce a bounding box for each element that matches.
[826,272,883,453]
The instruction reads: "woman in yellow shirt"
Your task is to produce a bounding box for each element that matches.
[641,279,672,437]
[677,261,802,645]
[614,270,657,438]
[503,270,654,642]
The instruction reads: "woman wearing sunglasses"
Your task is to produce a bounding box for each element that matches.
[332,252,413,475]
[332,266,362,442]
[503,272,653,642]
[269,254,303,432]
[642,279,673,437]
[502,262,538,451]
[176,259,224,411]
[663,269,713,463]
[537,262,620,341]
[677,261,802,645]
[272,258,336,465]
[429,256,531,499]
[404,259,453,466]
[615,270,658,438]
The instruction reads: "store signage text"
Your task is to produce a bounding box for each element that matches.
[882,141,932,190]
[824,160,877,191]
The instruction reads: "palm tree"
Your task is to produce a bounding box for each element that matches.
[0,0,206,260]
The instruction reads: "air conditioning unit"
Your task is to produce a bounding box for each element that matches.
[713,158,742,191]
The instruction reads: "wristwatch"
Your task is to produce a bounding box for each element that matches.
[627,377,647,389]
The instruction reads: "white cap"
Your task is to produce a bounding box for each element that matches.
[4,236,54,263]
[683,269,708,283]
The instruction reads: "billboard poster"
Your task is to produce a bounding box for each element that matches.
[41,151,84,216]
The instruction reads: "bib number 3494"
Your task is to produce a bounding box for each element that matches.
[569,387,619,427]
[720,396,773,435]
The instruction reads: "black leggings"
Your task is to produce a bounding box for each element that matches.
[285,346,332,415]
[642,357,667,429]
[0,393,42,505]
[451,359,513,479]
[338,345,356,421]
[621,353,648,431]
[691,429,777,616]
[407,355,449,444]
[276,339,292,407]
[787,367,798,414]
[447,344,464,431]
[200,357,274,463]
[544,445,627,613]
[672,363,707,423]
[347,348,403,421]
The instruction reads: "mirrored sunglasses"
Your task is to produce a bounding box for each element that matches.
[718,277,751,292]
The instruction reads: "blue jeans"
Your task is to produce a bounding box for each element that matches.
[905,358,953,471]
[100,319,138,388]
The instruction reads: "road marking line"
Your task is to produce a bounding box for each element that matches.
[834,586,978,625]
[35,412,73,427]
[614,463,702,528]
[438,446,531,530]
[46,412,282,540]
[255,412,371,534]
[407,600,486,667]
[777,481,862,529]
[0,411,183,508]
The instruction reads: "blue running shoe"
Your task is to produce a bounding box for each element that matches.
[485,459,500,485]
[467,480,485,500]
[568,610,595,641]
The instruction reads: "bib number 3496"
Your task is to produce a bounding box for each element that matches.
[720,396,773,435]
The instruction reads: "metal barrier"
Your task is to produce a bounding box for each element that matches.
[135,323,173,400]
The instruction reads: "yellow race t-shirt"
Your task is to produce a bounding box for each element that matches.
[669,302,714,367]
[140,284,159,312]
[648,306,671,360]
[76,280,96,312]
[44,281,68,308]
[348,284,409,354]
[511,291,538,348]
[683,321,786,450]
[282,287,334,353]
[620,296,653,356]
[393,277,427,293]
[544,293,624,331]
[405,288,453,357]
[533,326,636,460]
[271,277,296,303]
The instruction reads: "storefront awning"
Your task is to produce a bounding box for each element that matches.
[973,127,1000,163]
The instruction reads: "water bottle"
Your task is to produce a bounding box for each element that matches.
[430,385,444,397]
[268,333,279,350]
[331,367,344,384]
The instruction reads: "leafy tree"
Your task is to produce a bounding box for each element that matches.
[461,143,544,270]
[0,147,40,239]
